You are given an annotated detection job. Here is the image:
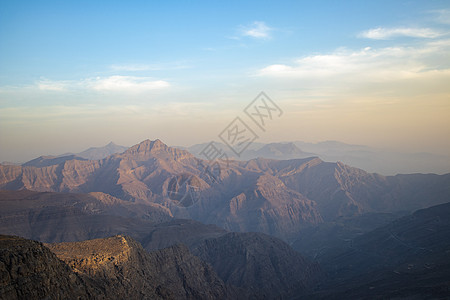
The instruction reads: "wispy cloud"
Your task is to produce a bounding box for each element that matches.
[240,21,272,39]
[432,9,450,25]
[37,79,69,91]
[110,62,190,72]
[33,76,170,93]
[110,64,157,71]
[359,27,443,39]
[88,76,169,92]
[257,40,450,82]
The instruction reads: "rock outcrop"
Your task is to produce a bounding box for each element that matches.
[1,234,236,300]
[47,235,234,300]
[0,235,100,300]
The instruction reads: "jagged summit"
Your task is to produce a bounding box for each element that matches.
[121,139,194,162]
[124,139,165,154]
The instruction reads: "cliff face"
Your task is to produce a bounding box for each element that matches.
[138,221,323,299]
[0,235,99,300]
[1,234,236,300]
[47,235,235,300]
[193,232,322,299]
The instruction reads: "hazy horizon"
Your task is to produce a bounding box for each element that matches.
[1,1,449,164]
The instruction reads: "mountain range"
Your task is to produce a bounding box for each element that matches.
[185,140,450,175]
[1,138,449,299]
[1,139,449,242]
[15,138,448,175]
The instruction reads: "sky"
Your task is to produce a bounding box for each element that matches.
[1,0,449,163]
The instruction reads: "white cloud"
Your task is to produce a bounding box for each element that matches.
[88,76,170,92]
[33,76,170,93]
[257,40,450,82]
[241,21,272,39]
[359,27,443,39]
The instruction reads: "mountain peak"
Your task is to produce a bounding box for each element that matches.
[128,139,166,154]
[122,139,194,162]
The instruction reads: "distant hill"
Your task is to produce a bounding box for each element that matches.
[22,154,87,167]
[184,141,313,161]
[76,141,128,160]
[185,140,450,175]
[242,142,315,160]
[20,142,129,166]
[292,140,450,175]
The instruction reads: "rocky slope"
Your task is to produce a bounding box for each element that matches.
[1,234,239,300]
[292,211,406,258]
[47,235,234,299]
[193,232,322,299]
[306,201,450,299]
[0,189,171,243]
[136,221,323,299]
[0,235,100,300]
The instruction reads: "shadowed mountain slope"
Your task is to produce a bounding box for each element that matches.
[306,202,450,299]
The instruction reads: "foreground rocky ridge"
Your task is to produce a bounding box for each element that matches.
[1,234,237,300]
[1,233,322,299]
[0,235,98,300]
[47,235,234,300]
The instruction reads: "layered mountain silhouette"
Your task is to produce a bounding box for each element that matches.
[185,141,314,161]
[186,140,450,175]
[1,139,450,299]
[302,201,450,299]
[21,142,129,167]
[76,142,128,160]
[1,139,449,241]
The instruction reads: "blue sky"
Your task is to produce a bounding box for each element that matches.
[1,0,450,162]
